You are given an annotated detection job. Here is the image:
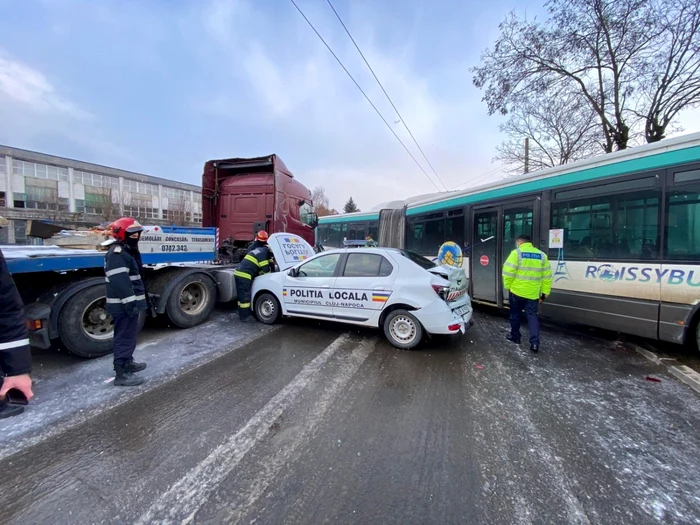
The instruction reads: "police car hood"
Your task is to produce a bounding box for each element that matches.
[267,233,316,271]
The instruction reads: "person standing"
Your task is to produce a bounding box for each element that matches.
[0,217,33,419]
[234,230,274,322]
[104,217,148,386]
[502,234,552,353]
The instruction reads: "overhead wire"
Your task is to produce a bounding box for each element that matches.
[323,0,448,192]
[449,166,505,191]
[288,0,442,193]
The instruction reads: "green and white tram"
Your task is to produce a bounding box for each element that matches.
[318,132,700,349]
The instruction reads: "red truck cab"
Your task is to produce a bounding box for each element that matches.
[202,154,317,261]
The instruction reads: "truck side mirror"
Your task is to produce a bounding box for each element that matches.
[310,213,319,228]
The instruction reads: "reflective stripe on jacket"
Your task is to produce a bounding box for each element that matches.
[104,243,148,316]
[502,242,552,300]
[236,245,273,280]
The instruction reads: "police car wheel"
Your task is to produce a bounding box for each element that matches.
[255,292,280,325]
[383,310,423,350]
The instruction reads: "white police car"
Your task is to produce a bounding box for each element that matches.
[251,233,473,349]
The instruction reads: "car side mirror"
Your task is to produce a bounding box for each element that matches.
[288,268,297,277]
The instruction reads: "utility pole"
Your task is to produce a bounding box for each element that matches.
[524,137,530,174]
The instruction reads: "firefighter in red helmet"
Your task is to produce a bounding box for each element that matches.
[233,230,274,322]
[104,217,148,386]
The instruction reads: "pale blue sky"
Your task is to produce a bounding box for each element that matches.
[0,0,698,210]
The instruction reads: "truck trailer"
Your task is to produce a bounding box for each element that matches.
[3,154,318,358]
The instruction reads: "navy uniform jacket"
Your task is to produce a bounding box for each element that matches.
[234,242,273,280]
[0,248,32,376]
[104,242,148,316]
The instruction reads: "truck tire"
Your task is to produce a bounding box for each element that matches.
[383,309,423,350]
[165,273,216,328]
[57,285,145,358]
[254,292,281,325]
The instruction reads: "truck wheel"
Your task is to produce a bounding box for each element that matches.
[165,273,216,328]
[57,285,145,358]
[383,309,423,350]
[255,292,281,325]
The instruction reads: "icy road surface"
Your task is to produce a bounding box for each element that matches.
[1,310,699,524]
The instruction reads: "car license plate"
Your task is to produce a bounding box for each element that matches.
[453,305,470,317]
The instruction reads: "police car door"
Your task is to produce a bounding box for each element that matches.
[283,252,341,319]
[331,251,397,325]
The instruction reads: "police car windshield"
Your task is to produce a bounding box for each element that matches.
[390,249,436,270]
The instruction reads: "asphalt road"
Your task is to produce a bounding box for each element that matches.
[1,310,699,525]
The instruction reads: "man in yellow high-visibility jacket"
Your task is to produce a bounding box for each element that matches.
[502,234,552,352]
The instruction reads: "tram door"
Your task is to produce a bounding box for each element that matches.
[471,202,536,306]
[472,210,499,303]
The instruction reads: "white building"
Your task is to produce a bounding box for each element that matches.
[0,145,203,244]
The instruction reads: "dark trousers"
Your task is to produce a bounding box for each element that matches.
[509,293,540,346]
[113,313,139,366]
[235,277,252,320]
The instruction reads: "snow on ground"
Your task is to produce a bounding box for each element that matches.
[0,311,276,460]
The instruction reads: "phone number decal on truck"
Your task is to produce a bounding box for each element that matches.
[161,244,189,252]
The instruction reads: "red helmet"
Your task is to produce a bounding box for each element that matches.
[256,230,269,242]
[110,217,144,242]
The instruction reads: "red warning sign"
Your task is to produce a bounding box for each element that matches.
[480,255,489,266]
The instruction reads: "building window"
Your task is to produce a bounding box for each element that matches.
[13,193,26,208]
[551,188,660,260]
[164,187,189,200]
[0,191,5,207]
[666,184,700,260]
[13,160,69,181]
[123,180,158,196]
[73,171,119,189]
[123,205,159,220]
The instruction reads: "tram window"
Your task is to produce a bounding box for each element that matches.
[368,221,378,241]
[317,225,329,243]
[407,222,424,253]
[551,189,660,260]
[445,215,465,248]
[554,176,657,200]
[674,169,700,184]
[347,222,366,240]
[329,223,345,247]
[666,185,700,260]
[424,219,445,255]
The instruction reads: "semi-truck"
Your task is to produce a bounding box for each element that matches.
[3,154,317,358]
[202,154,318,263]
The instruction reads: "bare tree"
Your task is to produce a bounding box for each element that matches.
[90,187,131,223]
[167,195,192,226]
[495,91,600,174]
[311,186,338,216]
[472,0,700,152]
[636,0,700,142]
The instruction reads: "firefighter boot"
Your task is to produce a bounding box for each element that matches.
[114,364,144,387]
[123,359,147,373]
[0,398,24,419]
